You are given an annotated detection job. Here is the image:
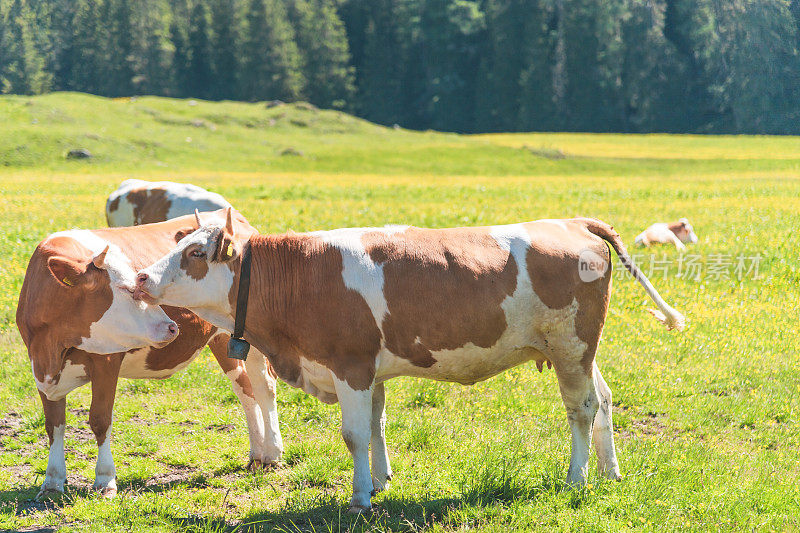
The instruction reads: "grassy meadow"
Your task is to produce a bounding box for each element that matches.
[1,93,799,531]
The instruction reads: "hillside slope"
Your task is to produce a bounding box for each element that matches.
[2,93,799,178]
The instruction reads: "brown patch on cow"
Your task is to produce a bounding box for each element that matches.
[39,392,66,445]
[106,196,121,226]
[125,187,172,225]
[143,306,215,371]
[232,233,382,391]
[362,227,517,368]
[667,221,690,241]
[180,244,210,280]
[524,220,612,373]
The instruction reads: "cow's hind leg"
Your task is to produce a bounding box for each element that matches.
[370,382,392,492]
[592,362,622,480]
[554,365,599,487]
[37,392,67,498]
[333,377,374,513]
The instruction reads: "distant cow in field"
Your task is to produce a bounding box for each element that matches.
[135,209,685,512]
[17,211,283,499]
[635,218,698,250]
[106,179,231,227]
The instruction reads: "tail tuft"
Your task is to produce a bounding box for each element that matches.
[648,308,686,331]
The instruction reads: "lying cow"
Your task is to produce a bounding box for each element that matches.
[17,211,283,498]
[135,209,684,512]
[106,179,231,227]
[634,218,698,250]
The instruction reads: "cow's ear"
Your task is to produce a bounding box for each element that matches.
[174,227,195,243]
[217,234,238,262]
[48,256,89,288]
[224,208,235,236]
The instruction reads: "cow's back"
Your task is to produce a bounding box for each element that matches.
[106,180,231,227]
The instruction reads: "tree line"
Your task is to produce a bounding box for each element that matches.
[1,0,799,134]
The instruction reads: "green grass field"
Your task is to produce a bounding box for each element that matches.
[1,93,799,532]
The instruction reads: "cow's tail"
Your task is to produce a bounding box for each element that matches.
[581,218,686,331]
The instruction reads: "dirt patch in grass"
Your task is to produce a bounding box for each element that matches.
[206,423,235,433]
[144,465,199,487]
[0,412,23,438]
[618,412,676,440]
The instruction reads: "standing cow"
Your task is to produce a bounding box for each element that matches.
[17,211,283,498]
[135,209,685,512]
[106,179,231,227]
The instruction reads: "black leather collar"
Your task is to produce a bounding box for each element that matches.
[227,239,252,360]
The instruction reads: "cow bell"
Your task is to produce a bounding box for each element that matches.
[228,337,250,360]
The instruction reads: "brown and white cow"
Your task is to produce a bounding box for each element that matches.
[634,218,698,250]
[135,209,685,512]
[106,179,231,227]
[17,211,283,498]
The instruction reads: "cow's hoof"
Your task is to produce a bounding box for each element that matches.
[93,481,118,498]
[372,473,392,493]
[248,459,282,472]
[599,467,622,481]
[35,487,63,501]
[347,504,372,514]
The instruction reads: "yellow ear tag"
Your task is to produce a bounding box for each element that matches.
[226,243,234,258]
[62,278,73,286]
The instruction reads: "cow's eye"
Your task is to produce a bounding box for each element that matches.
[190,249,206,258]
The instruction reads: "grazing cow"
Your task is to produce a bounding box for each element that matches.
[634,218,698,250]
[106,179,231,227]
[17,211,283,499]
[135,209,685,512]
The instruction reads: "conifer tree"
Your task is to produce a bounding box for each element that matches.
[188,1,213,99]
[240,0,304,101]
[210,0,238,100]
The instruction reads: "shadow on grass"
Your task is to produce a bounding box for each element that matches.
[164,465,579,533]
[0,462,252,517]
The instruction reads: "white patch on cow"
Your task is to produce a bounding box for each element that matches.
[540,219,570,232]
[35,360,89,401]
[374,222,587,383]
[164,188,231,221]
[118,347,200,379]
[294,356,339,404]
[93,423,117,494]
[107,196,136,227]
[39,424,66,496]
[313,226,407,330]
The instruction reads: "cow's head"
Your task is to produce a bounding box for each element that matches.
[134,208,255,330]
[49,238,179,353]
[18,234,180,375]
[671,218,699,244]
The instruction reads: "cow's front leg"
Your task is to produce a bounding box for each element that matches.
[208,335,273,469]
[591,362,622,480]
[37,392,67,499]
[555,365,599,487]
[244,348,284,465]
[88,356,122,497]
[370,382,392,492]
[334,377,374,513]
